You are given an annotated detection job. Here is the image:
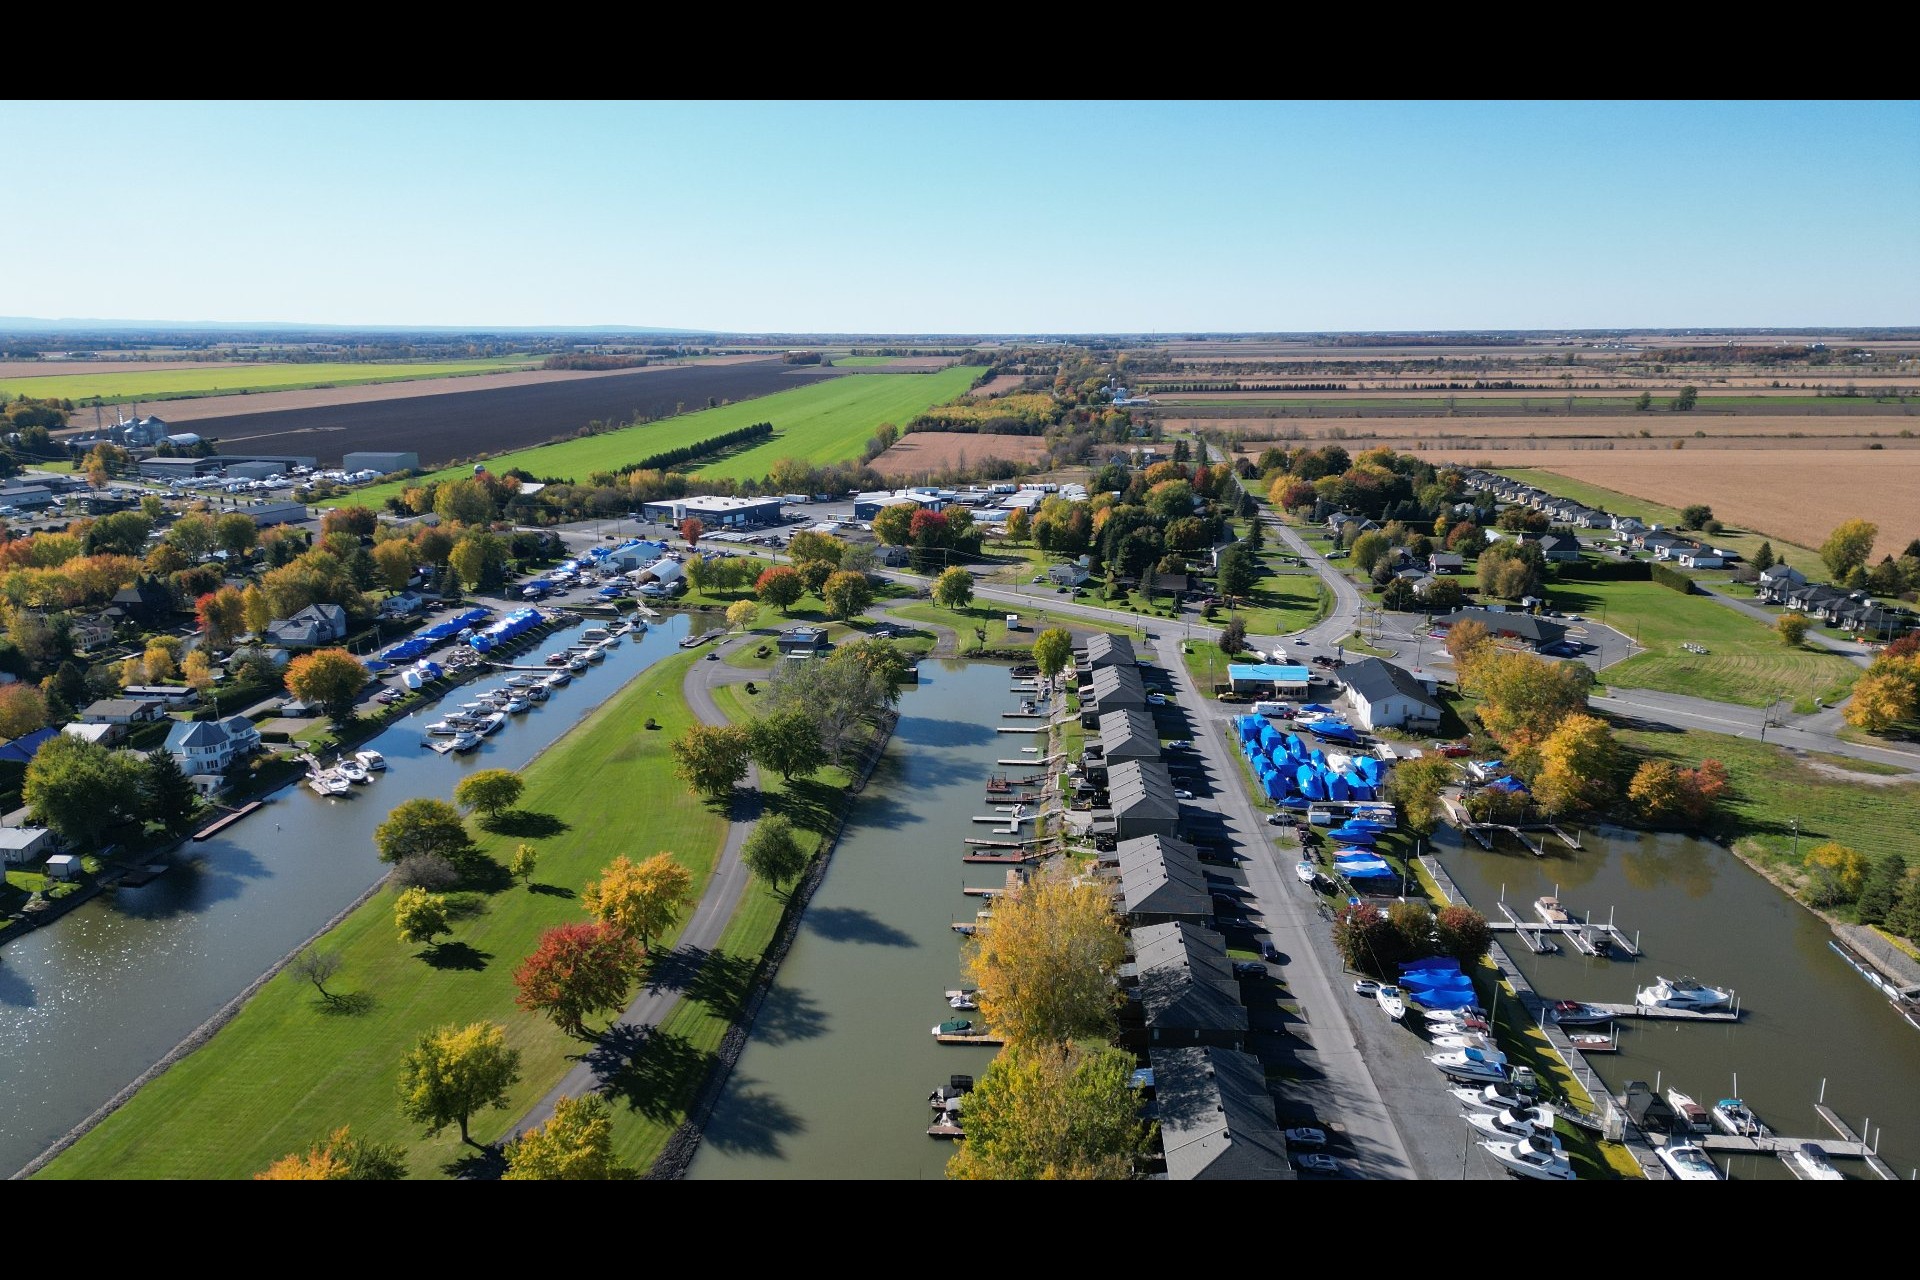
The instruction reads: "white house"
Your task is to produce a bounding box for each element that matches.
[1340,658,1442,732]
[164,715,263,783]
[0,826,57,866]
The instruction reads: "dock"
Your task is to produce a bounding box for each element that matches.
[963,836,1040,848]
[995,725,1049,734]
[963,852,1043,864]
[1000,711,1046,720]
[114,864,169,887]
[1494,901,1559,953]
[934,1031,1004,1046]
[1490,889,1641,958]
[1583,1001,1740,1023]
[926,1119,965,1139]
[192,800,262,842]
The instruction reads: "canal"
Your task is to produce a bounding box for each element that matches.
[689,659,1020,1180]
[1436,824,1920,1180]
[0,610,694,1177]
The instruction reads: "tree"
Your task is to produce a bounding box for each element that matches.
[1218,616,1248,656]
[786,530,846,567]
[1464,649,1591,770]
[1533,713,1620,815]
[454,768,524,819]
[371,539,415,594]
[755,564,805,613]
[1804,841,1869,908]
[1216,544,1258,602]
[1383,754,1452,839]
[726,599,759,633]
[584,851,694,951]
[1673,385,1698,411]
[932,565,975,612]
[1350,530,1392,575]
[0,682,50,739]
[1857,854,1908,926]
[214,511,259,557]
[242,583,272,637]
[871,504,914,546]
[1333,899,1410,976]
[1753,541,1775,572]
[373,797,477,868]
[1004,507,1031,543]
[196,585,247,647]
[962,866,1126,1050]
[509,842,539,887]
[945,1041,1151,1181]
[142,748,202,833]
[1821,518,1879,582]
[513,922,644,1036]
[1434,905,1493,965]
[285,648,368,722]
[1628,758,1727,830]
[24,733,147,847]
[448,537,488,592]
[748,709,826,782]
[396,1022,522,1145]
[821,569,873,621]
[1445,618,1492,672]
[1886,875,1920,944]
[669,722,752,801]
[1634,390,1653,412]
[256,1126,407,1180]
[503,1094,633,1180]
[1679,504,1713,531]
[1776,613,1810,647]
[741,813,808,891]
[680,517,703,548]
[292,947,344,1005]
[394,886,452,949]
[1032,627,1073,681]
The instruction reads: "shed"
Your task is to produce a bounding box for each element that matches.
[45,853,81,880]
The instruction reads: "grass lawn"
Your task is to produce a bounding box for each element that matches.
[2,357,537,405]
[344,368,982,508]
[1229,564,1328,638]
[41,649,734,1180]
[1609,723,1920,871]
[1554,579,1861,710]
[1492,468,1822,576]
[890,601,1145,653]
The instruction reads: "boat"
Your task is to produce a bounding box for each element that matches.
[354,750,387,772]
[1656,1142,1724,1181]
[582,627,610,641]
[1427,1011,1491,1033]
[449,731,482,753]
[1467,1105,1560,1144]
[598,633,621,648]
[1430,1032,1491,1051]
[307,771,351,796]
[948,993,978,1010]
[1711,1097,1768,1139]
[1481,1136,1577,1181]
[1452,1083,1529,1115]
[505,697,532,714]
[567,657,589,672]
[544,652,568,665]
[1295,860,1319,885]
[1534,895,1573,926]
[933,1018,979,1037]
[505,675,540,688]
[1376,985,1407,1021]
[525,684,550,702]
[425,721,460,736]
[1429,1046,1510,1083]
[1637,975,1733,1010]
[1665,1088,1711,1133]
[1785,1142,1845,1181]
[1425,1005,1487,1025]
[477,711,507,736]
[545,670,571,687]
[335,760,369,784]
[584,646,605,662]
[1566,1032,1617,1053]
[1546,1000,1614,1027]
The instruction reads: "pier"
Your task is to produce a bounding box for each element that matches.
[934,1031,1004,1046]
[995,724,1050,734]
[191,800,262,842]
[1583,1001,1740,1023]
[1489,887,1642,958]
[996,753,1060,766]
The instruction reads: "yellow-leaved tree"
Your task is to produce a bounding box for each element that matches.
[502,1094,634,1180]
[945,1041,1153,1181]
[1533,713,1620,816]
[1805,842,1869,908]
[962,865,1127,1050]
[583,852,693,953]
[1464,649,1590,775]
[255,1126,407,1180]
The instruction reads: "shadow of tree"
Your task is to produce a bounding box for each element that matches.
[443,893,491,921]
[643,944,705,996]
[423,941,491,971]
[682,949,760,1020]
[442,1144,508,1180]
[527,882,576,898]
[697,1078,806,1157]
[596,1026,714,1121]
[457,857,512,894]
[316,991,377,1017]
[802,906,918,947]
[739,981,828,1047]
[484,810,571,839]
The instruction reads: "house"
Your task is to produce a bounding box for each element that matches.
[1096,709,1162,765]
[1428,552,1465,575]
[1612,516,1649,537]
[1079,663,1149,717]
[1673,548,1724,570]
[45,853,81,880]
[376,591,427,620]
[1146,570,1192,597]
[80,698,166,726]
[236,501,312,529]
[265,603,348,649]
[106,578,177,626]
[776,627,827,658]
[122,684,198,707]
[1340,657,1442,732]
[1102,835,1212,926]
[1103,759,1182,840]
[1079,633,1136,672]
[0,826,57,866]
[62,722,122,747]
[1433,608,1567,651]
[67,613,116,652]
[1127,922,1248,1049]
[225,644,290,670]
[0,483,56,512]
[1534,534,1583,563]
[1149,1044,1293,1180]
[163,715,262,780]
[0,727,61,764]
[1048,563,1091,589]
[1756,565,1809,602]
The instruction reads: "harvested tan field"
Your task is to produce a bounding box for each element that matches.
[1405,447,1920,553]
[868,356,959,371]
[1200,415,1920,446]
[870,432,1050,477]
[1152,383,1917,398]
[66,358,774,426]
[966,373,1031,397]
[0,358,246,378]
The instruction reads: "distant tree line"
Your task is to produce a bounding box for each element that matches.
[540,354,652,371]
[585,423,774,485]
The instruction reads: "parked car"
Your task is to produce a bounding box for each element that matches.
[1231,961,1267,978]
[1293,1153,1342,1175]
[1174,789,1194,800]
[1434,741,1473,758]
[1284,1127,1328,1148]
[1165,739,1192,750]
[1353,979,1381,998]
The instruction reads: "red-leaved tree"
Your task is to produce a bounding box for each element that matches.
[512,923,644,1037]
[681,518,703,549]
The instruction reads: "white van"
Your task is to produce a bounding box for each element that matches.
[1252,700,1289,717]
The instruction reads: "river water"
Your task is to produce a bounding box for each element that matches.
[1434,824,1920,1181]
[0,610,696,1177]
[689,659,1027,1180]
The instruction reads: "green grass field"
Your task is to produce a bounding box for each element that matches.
[1493,468,1822,574]
[344,368,983,508]
[830,356,896,367]
[2,358,537,405]
[41,650,734,1180]
[1554,578,1860,710]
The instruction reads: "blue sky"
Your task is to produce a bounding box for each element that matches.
[5,100,1915,333]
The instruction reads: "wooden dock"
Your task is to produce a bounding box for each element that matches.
[1813,1104,1899,1180]
[926,1119,965,1139]
[963,835,1040,848]
[996,754,1060,766]
[1000,711,1046,720]
[934,1032,1004,1046]
[963,852,1042,865]
[1585,1001,1740,1023]
[995,724,1049,734]
[192,800,262,842]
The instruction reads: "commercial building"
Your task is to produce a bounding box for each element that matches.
[1225,663,1311,698]
[1339,657,1442,732]
[342,451,420,474]
[639,495,786,528]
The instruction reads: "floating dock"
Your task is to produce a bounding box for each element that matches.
[1584,1001,1740,1023]
[192,800,262,841]
[962,852,1041,864]
[934,1031,1004,1046]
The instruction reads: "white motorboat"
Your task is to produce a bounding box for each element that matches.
[1426,1005,1487,1025]
[1430,1032,1491,1051]
[948,993,978,1010]
[1711,1098,1768,1139]
[1785,1142,1845,1181]
[307,771,351,796]
[1656,1142,1723,1181]
[336,760,370,784]
[525,684,550,702]
[545,670,571,687]
[477,711,507,736]
[1451,1083,1528,1115]
[449,731,482,753]
[1377,985,1407,1022]
[505,675,540,688]
[598,633,621,648]
[567,657,589,672]
[583,646,605,662]
[1427,1012,1491,1035]
[1430,1046,1510,1083]
[1545,1000,1614,1027]
[544,652,569,666]
[354,750,387,772]
[1467,1105,1560,1144]
[582,627,610,641]
[1295,861,1319,885]
[505,697,531,714]
[1481,1136,1576,1181]
[1534,896,1573,926]
[1666,1088,1711,1133]
[425,721,459,736]
[1637,975,1733,1010]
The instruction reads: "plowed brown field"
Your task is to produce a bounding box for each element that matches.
[870,432,1049,478]
[1207,415,1920,447]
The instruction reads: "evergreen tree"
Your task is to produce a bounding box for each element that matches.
[142,749,202,833]
[1753,541,1775,572]
[1857,853,1907,926]
[1885,872,1920,943]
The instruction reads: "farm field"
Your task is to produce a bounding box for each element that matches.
[3,357,538,404]
[343,367,979,506]
[965,373,1029,397]
[202,362,838,475]
[1488,451,1920,558]
[0,358,249,379]
[868,431,1050,478]
[1214,414,1920,450]
[1549,578,1862,711]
